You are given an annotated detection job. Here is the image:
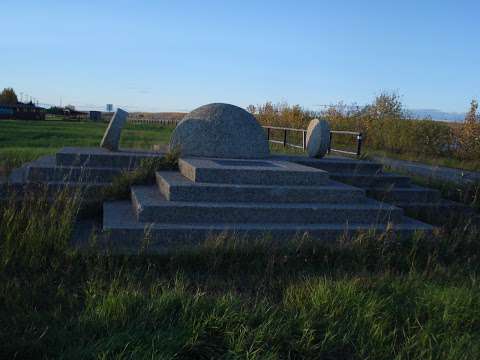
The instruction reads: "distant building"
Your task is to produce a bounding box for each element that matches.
[0,102,46,120]
[106,104,113,112]
[89,111,102,122]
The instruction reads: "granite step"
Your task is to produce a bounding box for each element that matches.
[26,165,125,183]
[394,199,476,224]
[274,155,382,175]
[330,173,411,188]
[102,201,433,252]
[366,185,441,203]
[56,147,165,169]
[157,171,366,204]
[5,180,111,198]
[131,185,404,225]
[179,158,330,186]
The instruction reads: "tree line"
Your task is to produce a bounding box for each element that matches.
[250,92,480,162]
[0,88,19,105]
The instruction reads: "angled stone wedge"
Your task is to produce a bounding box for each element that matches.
[100,108,129,151]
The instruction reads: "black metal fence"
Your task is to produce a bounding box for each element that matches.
[263,126,307,150]
[328,130,363,157]
[263,126,363,157]
[128,118,179,126]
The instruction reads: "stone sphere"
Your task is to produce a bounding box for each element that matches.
[306,118,330,158]
[169,103,270,159]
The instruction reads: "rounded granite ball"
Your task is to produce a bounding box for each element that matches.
[306,118,330,158]
[169,103,270,159]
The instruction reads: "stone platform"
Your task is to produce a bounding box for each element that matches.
[101,156,432,251]
[7,146,476,252]
[274,155,473,224]
[5,147,166,200]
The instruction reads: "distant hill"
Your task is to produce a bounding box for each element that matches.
[409,109,465,122]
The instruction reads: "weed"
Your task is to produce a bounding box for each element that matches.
[103,150,179,201]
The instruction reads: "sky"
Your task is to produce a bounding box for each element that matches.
[2,0,479,113]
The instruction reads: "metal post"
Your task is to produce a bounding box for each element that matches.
[356,133,363,157]
[303,130,307,150]
[267,127,270,142]
[283,129,287,148]
[327,132,332,154]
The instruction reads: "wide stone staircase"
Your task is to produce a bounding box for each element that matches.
[5,147,477,252]
[4,147,160,199]
[102,157,431,251]
[2,147,471,232]
[278,155,472,223]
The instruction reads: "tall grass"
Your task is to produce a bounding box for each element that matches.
[0,187,81,271]
[1,183,480,358]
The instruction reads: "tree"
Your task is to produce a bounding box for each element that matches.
[246,105,256,114]
[364,91,405,120]
[465,99,479,124]
[0,88,18,105]
[456,99,480,159]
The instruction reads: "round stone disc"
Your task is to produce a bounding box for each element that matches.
[306,118,330,158]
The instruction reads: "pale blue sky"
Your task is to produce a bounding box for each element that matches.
[2,0,479,112]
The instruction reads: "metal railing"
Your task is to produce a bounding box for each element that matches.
[263,125,307,150]
[328,130,363,157]
[262,126,363,157]
[128,118,179,126]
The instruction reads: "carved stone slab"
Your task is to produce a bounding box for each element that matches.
[100,108,129,151]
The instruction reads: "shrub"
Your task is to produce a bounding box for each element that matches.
[455,100,480,160]
[249,101,315,129]
[251,93,465,161]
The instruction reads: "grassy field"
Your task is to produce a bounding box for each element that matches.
[1,118,480,358]
[0,188,479,358]
[0,119,174,174]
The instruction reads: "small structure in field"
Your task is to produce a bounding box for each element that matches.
[0,102,46,121]
[89,111,102,122]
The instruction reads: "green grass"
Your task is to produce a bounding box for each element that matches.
[0,119,174,174]
[1,188,480,358]
[2,117,480,358]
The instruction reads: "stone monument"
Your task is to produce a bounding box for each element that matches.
[306,118,330,158]
[3,100,435,252]
[169,103,269,159]
[100,108,129,151]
